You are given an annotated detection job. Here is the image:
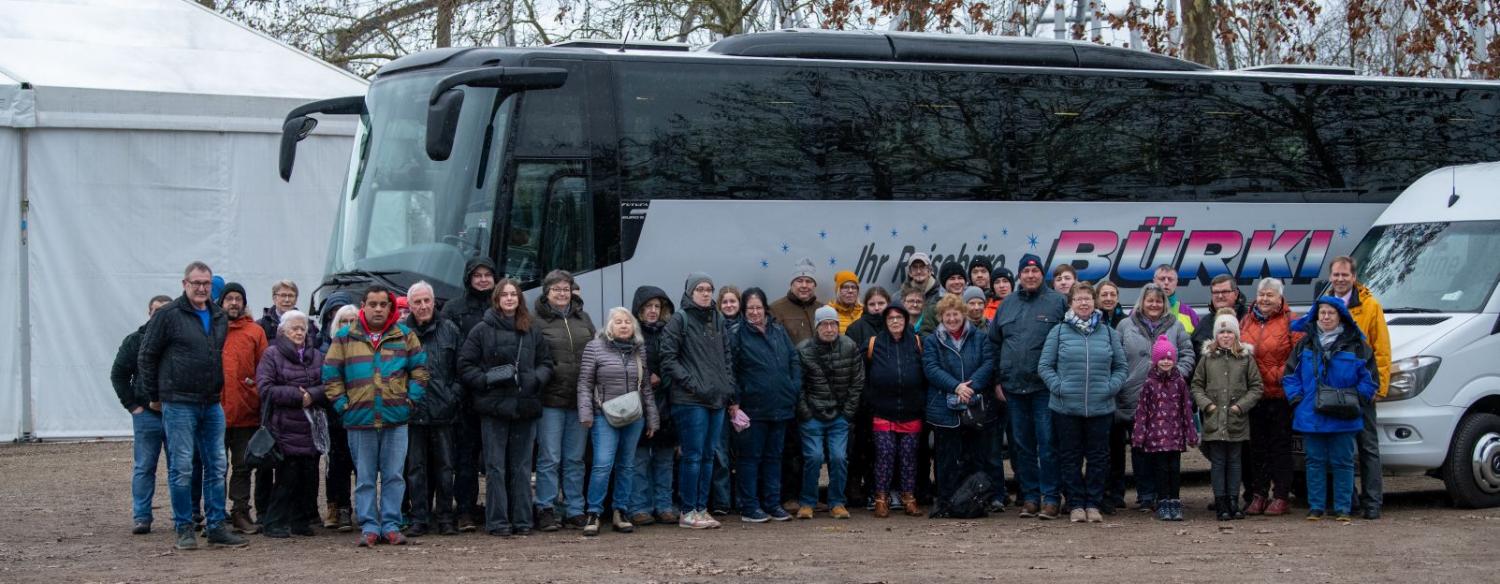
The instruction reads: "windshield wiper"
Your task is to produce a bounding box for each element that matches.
[1384,306,1443,314]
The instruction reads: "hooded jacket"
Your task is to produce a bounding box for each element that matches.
[633,286,676,445]
[441,257,498,337]
[534,294,596,409]
[110,325,149,412]
[1240,300,1302,400]
[985,284,1067,396]
[139,294,229,405]
[1039,311,1127,418]
[797,334,864,421]
[457,309,554,420]
[322,314,430,429]
[660,276,737,410]
[770,291,820,345]
[1318,281,1391,398]
[405,313,464,425]
[923,321,994,428]
[865,326,927,422]
[1133,366,1200,453]
[256,337,328,457]
[1284,297,1379,434]
[731,319,802,422]
[1117,311,1196,423]
[845,309,884,352]
[317,291,356,351]
[222,313,270,428]
[1191,340,1263,442]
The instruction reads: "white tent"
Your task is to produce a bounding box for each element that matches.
[0,0,369,440]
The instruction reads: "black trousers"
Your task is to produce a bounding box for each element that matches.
[325,424,354,509]
[481,416,536,533]
[932,424,996,506]
[406,424,456,527]
[1248,398,1294,500]
[845,404,875,505]
[1141,451,1183,500]
[1055,413,1112,510]
[264,454,319,532]
[453,411,483,517]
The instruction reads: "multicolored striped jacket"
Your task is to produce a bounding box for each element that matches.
[323,318,430,430]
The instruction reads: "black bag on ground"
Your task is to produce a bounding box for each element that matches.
[946,472,995,519]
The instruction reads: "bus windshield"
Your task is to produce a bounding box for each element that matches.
[1352,221,1500,313]
[327,71,511,298]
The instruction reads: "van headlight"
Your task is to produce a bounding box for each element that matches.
[1386,356,1441,401]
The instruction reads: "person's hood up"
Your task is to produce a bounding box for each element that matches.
[632,285,675,319]
[319,290,357,332]
[1291,296,1364,340]
[462,256,498,295]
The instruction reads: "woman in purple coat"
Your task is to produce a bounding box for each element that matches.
[255,310,329,538]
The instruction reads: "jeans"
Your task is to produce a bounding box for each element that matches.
[480,417,536,533]
[1205,441,1244,500]
[1248,398,1294,501]
[800,417,851,508]
[1054,413,1111,510]
[326,423,354,510]
[734,419,788,513]
[673,405,725,512]
[1007,391,1059,506]
[131,410,169,524]
[632,443,676,515]
[162,402,228,529]
[932,424,997,506]
[1356,397,1383,510]
[263,454,319,532]
[1305,431,1357,514]
[535,407,587,517]
[225,426,273,517]
[587,415,644,514]
[348,426,409,535]
[405,424,456,527]
[452,410,482,517]
[710,427,734,511]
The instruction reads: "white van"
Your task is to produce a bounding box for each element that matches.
[1349,162,1500,508]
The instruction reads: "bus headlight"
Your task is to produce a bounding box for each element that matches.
[1386,356,1441,401]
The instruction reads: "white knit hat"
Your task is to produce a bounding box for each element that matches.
[1213,311,1241,337]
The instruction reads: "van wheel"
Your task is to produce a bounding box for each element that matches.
[1442,413,1500,508]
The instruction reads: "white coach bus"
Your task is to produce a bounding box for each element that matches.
[278,29,1500,323]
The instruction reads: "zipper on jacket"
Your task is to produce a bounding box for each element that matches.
[1083,327,1091,414]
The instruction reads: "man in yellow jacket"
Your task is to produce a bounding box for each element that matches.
[1321,256,1390,520]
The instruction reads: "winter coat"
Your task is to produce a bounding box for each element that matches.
[457,309,554,420]
[1039,313,1127,418]
[260,307,320,351]
[797,335,864,422]
[322,316,430,429]
[1318,282,1391,398]
[827,300,863,335]
[986,285,1068,396]
[769,292,820,345]
[1240,300,1302,400]
[1191,341,1263,442]
[256,337,328,457]
[1168,294,1200,334]
[845,310,884,353]
[633,285,676,445]
[405,314,464,425]
[1116,312,1196,423]
[1132,367,1199,453]
[923,322,995,429]
[661,293,736,411]
[110,325,148,412]
[576,338,659,431]
[534,295,596,409]
[222,314,269,428]
[731,320,802,422]
[441,257,497,338]
[1284,298,1379,434]
[139,294,229,405]
[865,329,926,422]
[317,290,356,352]
[1101,305,1128,329]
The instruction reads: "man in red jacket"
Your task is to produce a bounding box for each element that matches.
[219,282,269,534]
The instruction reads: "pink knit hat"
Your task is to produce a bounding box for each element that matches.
[1152,334,1176,362]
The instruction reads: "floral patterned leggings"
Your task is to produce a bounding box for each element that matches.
[874,431,919,495]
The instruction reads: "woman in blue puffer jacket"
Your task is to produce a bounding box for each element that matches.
[1284,296,1377,522]
[922,295,996,518]
[1039,282,1127,523]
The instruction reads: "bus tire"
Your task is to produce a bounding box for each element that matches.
[1442,412,1500,509]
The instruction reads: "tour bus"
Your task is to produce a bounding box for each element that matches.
[278,29,1500,327]
[1347,162,1500,508]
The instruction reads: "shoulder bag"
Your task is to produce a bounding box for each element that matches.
[598,348,644,428]
[1312,351,1361,420]
[246,396,282,469]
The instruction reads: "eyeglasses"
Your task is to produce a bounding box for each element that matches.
[1211,289,1236,296]
[186,280,213,289]
[548,286,573,294]
[274,292,297,299]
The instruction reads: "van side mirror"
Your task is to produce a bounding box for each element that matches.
[279,95,366,181]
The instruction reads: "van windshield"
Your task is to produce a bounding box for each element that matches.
[1351,221,1500,313]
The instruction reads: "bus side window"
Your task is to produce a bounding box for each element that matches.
[506,160,590,285]
[543,176,594,276]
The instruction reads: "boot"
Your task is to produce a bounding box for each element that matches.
[1215,497,1232,521]
[336,508,354,532]
[901,493,923,517]
[612,510,636,533]
[1245,495,1267,516]
[231,510,260,534]
[1230,498,1246,520]
[323,503,339,529]
[873,493,891,518]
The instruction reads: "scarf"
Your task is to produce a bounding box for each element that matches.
[358,310,397,350]
[1134,311,1168,338]
[1318,324,1344,350]
[1065,310,1100,335]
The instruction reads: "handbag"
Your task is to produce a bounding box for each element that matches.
[1312,353,1361,420]
[957,393,990,429]
[598,349,645,428]
[246,398,282,469]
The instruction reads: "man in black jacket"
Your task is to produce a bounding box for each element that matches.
[111,294,172,535]
[138,261,248,551]
[404,281,464,536]
[442,257,496,531]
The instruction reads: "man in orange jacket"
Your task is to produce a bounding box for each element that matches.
[219,282,269,533]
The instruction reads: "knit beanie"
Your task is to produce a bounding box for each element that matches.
[814,306,840,327]
[1151,334,1176,362]
[962,286,986,305]
[968,256,993,275]
[791,257,817,284]
[1017,254,1044,273]
[219,281,247,306]
[992,267,1015,287]
[1213,311,1241,338]
[939,261,966,286]
[684,272,714,295]
[834,270,859,290]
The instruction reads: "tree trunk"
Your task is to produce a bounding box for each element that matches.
[1181,0,1218,67]
[435,0,454,48]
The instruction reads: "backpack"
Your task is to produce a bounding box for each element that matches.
[945,471,995,519]
[867,334,922,360]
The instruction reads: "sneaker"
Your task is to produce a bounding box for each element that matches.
[535,508,559,532]
[767,506,792,522]
[890,493,904,510]
[383,531,407,545]
[1038,503,1060,520]
[630,512,656,526]
[1170,500,1186,522]
[487,528,512,538]
[1136,501,1156,513]
[612,510,635,533]
[438,523,459,536]
[457,513,478,533]
[1245,495,1268,516]
[701,512,722,529]
[582,513,601,537]
[1306,510,1325,522]
[830,505,851,520]
[783,500,801,513]
[796,506,814,520]
[205,524,249,548]
[512,527,532,537]
[656,511,679,524]
[1362,507,1381,520]
[710,508,730,517]
[406,523,430,537]
[1265,498,1290,517]
[263,528,290,539]
[175,525,199,550]
[563,514,588,530]
[132,521,151,535]
[1335,513,1353,523]
[1069,508,1087,523]
[1086,508,1104,523]
[336,508,354,532]
[679,511,699,529]
[358,532,381,547]
[1156,504,1172,521]
[741,508,770,523]
[1018,501,1039,518]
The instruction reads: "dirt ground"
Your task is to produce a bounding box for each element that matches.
[2,441,1498,584]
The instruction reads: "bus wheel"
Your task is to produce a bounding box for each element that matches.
[1442,413,1500,509]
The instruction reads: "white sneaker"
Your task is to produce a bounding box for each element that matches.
[679,510,698,529]
[1086,508,1104,523]
[1070,508,1087,523]
[701,512,721,529]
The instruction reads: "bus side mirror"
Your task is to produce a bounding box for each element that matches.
[424,67,568,162]
[426,89,466,161]
[279,95,366,181]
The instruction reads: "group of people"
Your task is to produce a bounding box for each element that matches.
[111,250,1390,549]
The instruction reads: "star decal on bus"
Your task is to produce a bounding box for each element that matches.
[760,259,770,269]
[780,243,790,253]
[1072,217,1079,224]
[921,223,929,232]
[828,257,838,266]
[863,223,872,232]
[818,229,828,239]
[1001,228,1009,237]
[890,228,899,238]
[1027,234,1039,249]
[980,233,988,241]
[1338,225,1350,238]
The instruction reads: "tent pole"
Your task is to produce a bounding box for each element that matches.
[16,127,35,443]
